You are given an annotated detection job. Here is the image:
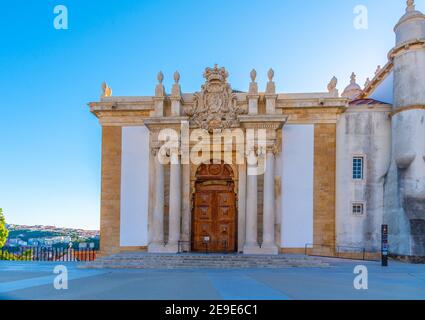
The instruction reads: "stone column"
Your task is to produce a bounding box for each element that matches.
[237,163,247,252]
[243,150,260,254]
[261,147,278,254]
[148,148,165,252]
[166,152,181,252]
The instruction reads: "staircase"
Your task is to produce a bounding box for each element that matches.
[80,253,330,269]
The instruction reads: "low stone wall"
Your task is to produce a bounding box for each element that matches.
[390,254,425,264]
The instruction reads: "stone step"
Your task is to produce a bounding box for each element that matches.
[80,253,329,269]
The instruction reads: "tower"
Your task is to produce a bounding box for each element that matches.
[387,0,425,257]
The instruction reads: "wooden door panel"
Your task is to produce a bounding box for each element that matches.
[195,192,213,206]
[216,192,234,206]
[195,205,212,221]
[192,163,236,253]
[217,206,231,219]
[192,221,214,252]
[216,222,235,251]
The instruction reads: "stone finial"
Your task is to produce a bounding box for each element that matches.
[327,76,338,96]
[101,81,112,98]
[350,72,357,84]
[267,68,274,81]
[407,0,415,12]
[375,65,382,75]
[171,71,182,98]
[250,69,257,82]
[173,71,180,84]
[157,71,164,84]
[155,71,165,97]
[364,77,371,88]
[342,72,363,100]
[266,68,276,95]
[249,69,258,95]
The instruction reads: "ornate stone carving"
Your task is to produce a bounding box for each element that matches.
[364,77,371,88]
[101,81,112,98]
[327,76,338,97]
[186,65,246,131]
[407,0,415,12]
[195,162,234,179]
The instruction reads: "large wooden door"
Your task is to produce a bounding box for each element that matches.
[192,164,237,253]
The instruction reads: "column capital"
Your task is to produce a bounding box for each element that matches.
[267,143,280,156]
[245,145,266,158]
[150,147,159,157]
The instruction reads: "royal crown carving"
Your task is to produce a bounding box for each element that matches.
[186,65,246,131]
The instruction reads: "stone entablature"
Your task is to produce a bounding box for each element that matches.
[89,65,348,128]
[90,94,347,116]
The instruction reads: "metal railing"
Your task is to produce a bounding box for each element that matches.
[304,243,381,261]
[0,246,97,262]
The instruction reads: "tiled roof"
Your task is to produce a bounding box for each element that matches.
[349,98,390,106]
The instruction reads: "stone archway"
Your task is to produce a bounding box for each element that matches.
[191,162,237,253]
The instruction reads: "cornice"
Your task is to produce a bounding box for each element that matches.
[388,38,425,60]
[391,105,425,117]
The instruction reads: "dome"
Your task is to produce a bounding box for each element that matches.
[395,0,425,45]
[341,73,363,100]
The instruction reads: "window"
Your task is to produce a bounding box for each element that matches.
[352,156,364,180]
[352,203,364,216]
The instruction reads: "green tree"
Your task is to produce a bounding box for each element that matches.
[0,208,8,248]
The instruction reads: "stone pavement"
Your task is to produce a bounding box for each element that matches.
[0,257,424,300]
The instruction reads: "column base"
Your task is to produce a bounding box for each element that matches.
[148,242,168,253]
[243,244,262,254]
[163,243,179,253]
[243,244,279,255]
[259,244,279,255]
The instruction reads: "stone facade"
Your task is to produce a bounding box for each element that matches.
[90,2,425,259]
[99,126,122,256]
[313,124,336,251]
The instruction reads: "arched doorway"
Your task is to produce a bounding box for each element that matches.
[191,163,237,253]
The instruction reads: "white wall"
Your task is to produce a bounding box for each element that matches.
[280,125,314,248]
[120,126,150,246]
[336,109,391,250]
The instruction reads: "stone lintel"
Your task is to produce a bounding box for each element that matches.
[93,110,152,126]
[144,116,190,131]
[238,115,288,130]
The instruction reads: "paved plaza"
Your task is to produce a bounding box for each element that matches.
[0,257,424,300]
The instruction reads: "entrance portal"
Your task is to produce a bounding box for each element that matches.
[192,163,237,253]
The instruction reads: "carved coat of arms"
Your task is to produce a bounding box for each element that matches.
[186,65,245,131]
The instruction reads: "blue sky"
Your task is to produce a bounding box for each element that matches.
[0,0,415,229]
